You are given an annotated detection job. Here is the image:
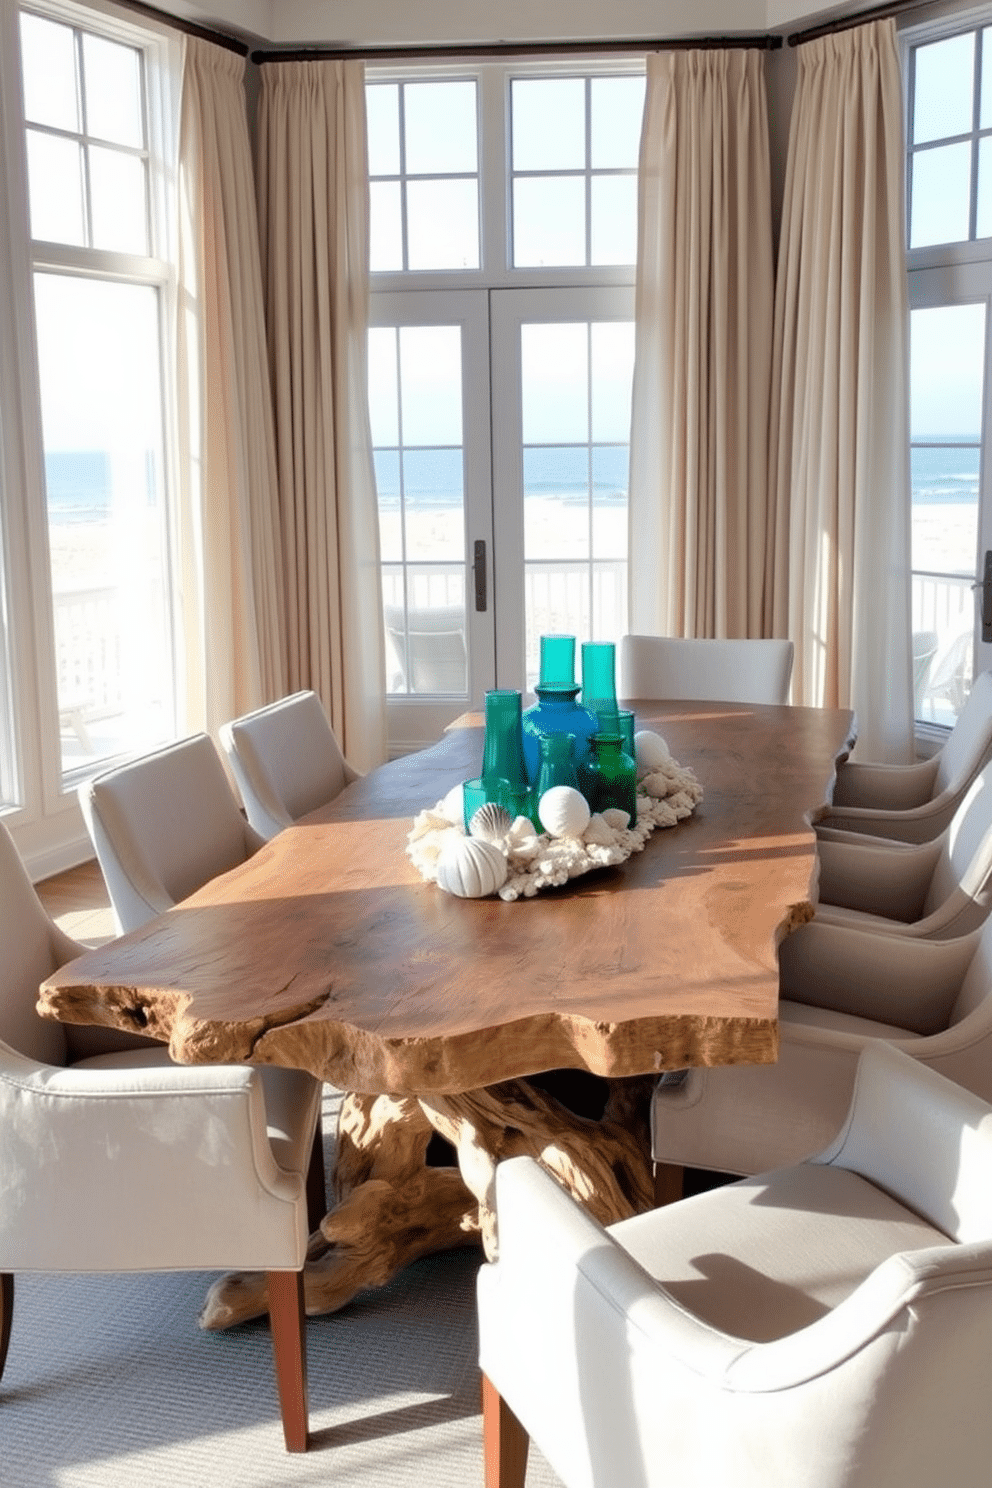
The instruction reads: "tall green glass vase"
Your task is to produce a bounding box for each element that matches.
[580,641,620,733]
[481,689,532,820]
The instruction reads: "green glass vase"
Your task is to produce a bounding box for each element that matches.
[580,732,637,820]
[481,689,532,819]
[580,641,620,733]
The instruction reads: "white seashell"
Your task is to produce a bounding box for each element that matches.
[634,730,671,772]
[468,802,514,843]
[436,835,508,898]
[601,807,631,831]
[583,813,618,846]
[439,782,466,824]
[538,785,591,839]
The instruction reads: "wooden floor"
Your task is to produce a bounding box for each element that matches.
[36,858,116,947]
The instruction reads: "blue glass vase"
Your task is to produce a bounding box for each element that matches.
[522,634,599,783]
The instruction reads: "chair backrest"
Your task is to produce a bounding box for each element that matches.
[220,691,351,838]
[0,822,76,1065]
[821,1040,992,1245]
[619,635,795,706]
[925,758,992,921]
[79,734,261,932]
[935,670,992,797]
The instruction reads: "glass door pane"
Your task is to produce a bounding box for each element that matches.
[491,288,635,692]
[909,300,985,724]
[33,273,175,777]
[368,291,495,752]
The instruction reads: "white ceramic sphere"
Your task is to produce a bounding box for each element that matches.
[634,730,671,772]
[538,785,591,839]
[436,835,508,898]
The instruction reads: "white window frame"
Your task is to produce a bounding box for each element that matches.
[368,57,644,752]
[0,0,182,875]
[902,7,992,750]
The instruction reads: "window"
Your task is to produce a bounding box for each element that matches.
[0,0,180,859]
[366,62,644,753]
[17,5,178,783]
[905,16,992,730]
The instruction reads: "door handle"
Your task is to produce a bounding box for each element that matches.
[473,539,487,612]
[974,550,992,643]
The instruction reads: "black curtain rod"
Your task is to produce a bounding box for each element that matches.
[788,0,934,47]
[251,35,783,66]
[111,0,249,56]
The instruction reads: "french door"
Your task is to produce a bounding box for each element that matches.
[908,263,992,727]
[369,286,635,754]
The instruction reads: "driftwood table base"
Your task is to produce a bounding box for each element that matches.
[199,1073,657,1330]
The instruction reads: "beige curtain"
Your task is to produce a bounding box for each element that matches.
[257,59,387,774]
[177,37,287,734]
[628,48,774,639]
[769,19,912,763]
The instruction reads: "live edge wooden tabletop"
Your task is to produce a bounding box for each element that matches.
[40,701,855,1097]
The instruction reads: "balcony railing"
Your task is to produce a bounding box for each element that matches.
[912,570,974,725]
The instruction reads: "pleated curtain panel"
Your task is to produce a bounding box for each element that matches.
[257,59,387,774]
[177,36,288,735]
[768,19,913,763]
[628,47,775,640]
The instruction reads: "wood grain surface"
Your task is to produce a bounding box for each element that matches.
[40,701,855,1095]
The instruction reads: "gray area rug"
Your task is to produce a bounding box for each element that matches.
[1,1089,563,1487]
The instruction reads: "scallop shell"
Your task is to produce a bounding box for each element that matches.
[468,802,514,843]
[537,785,591,839]
[436,836,508,898]
[634,730,671,772]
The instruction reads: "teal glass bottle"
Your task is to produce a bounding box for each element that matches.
[481,689,532,819]
[618,709,637,761]
[579,732,637,820]
[521,635,599,782]
[534,732,579,796]
[580,641,621,733]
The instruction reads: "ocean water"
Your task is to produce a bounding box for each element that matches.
[373,443,630,507]
[911,442,980,504]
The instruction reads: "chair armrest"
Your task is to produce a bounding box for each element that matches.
[0,1052,312,1271]
[481,1156,992,1400]
[815,836,941,921]
[830,756,939,811]
[779,921,976,1034]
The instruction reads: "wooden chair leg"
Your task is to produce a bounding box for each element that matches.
[0,1273,13,1384]
[482,1372,529,1488]
[306,1115,327,1233]
[653,1161,684,1206]
[267,1270,308,1452]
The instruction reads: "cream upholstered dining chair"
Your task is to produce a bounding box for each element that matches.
[479,1042,992,1488]
[816,669,992,845]
[811,755,992,940]
[0,822,320,1451]
[219,689,360,841]
[618,634,794,705]
[78,732,264,933]
[651,909,992,1179]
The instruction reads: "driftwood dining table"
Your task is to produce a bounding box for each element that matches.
[39,699,855,1329]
